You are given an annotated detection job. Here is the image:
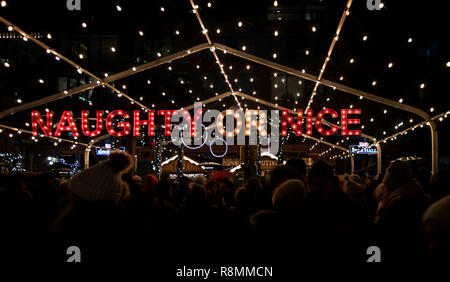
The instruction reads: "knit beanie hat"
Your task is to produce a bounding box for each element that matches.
[272,179,307,212]
[383,160,414,191]
[422,195,450,233]
[68,151,133,202]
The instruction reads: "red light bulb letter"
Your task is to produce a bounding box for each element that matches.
[316,108,339,136]
[31,110,53,136]
[106,110,131,137]
[81,110,103,137]
[55,111,80,137]
[133,110,155,137]
[306,110,313,135]
[281,110,303,136]
[341,109,362,136]
[158,110,174,136]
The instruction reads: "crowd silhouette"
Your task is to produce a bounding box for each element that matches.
[1,150,449,269]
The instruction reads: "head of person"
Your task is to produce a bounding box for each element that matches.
[383,160,414,192]
[308,160,340,201]
[272,179,307,213]
[269,165,302,192]
[244,177,262,198]
[144,174,158,191]
[132,175,143,187]
[422,195,450,260]
[285,157,307,178]
[68,150,133,203]
[193,175,207,187]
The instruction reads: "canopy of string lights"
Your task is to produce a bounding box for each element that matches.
[0,0,449,178]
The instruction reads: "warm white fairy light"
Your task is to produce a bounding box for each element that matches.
[1,1,7,7]
[388,62,393,68]
[383,109,387,114]
[274,30,278,37]
[312,26,317,32]
[362,35,368,41]
[272,53,277,59]
[420,83,425,89]
[38,79,44,84]
[216,28,221,34]
[241,45,246,51]
[408,37,413,43]
[238,21,243,27]
[446,61,450,67]
[160,7,165,12]
[111,47,116,52]
[82,22,87,28]
[79,54,84,59]
[339,76,344,81]
[17,98,22,103]
[430,107,434,112]
[139,30,144,36]
[7,25,13,31]
[47,33,52,39]
[207,2,212,7]
[305,49,310,55]
[372,80,377,86]
[116,5,122,12]
[399,98,403,103]
[349,58,354,64]
[3,61,10,67]
[273,1,278,7]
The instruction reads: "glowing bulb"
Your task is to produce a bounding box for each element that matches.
[79,54,84,59]
[216,28,221,34]
[273,53,277,59]
[160,7,165,12]
[207,2,212,7]
[339,76,344,81]
[238,21,243,27]
[312,26,316,32]
[1,1,7,7]
[17,98,22,103]
[399,98,403,103]
[372,80,377,86]
[305,49,310,55]
[408,37,413,43]
[38,79,44,84]
[273,1,278,7]
[116,5,122,11]
[430,107,434,112]
[388,62,393,68]
[175,30,180,35]
[420,83,425,89]
[47,33,52,39]
[363,35,368,41]
[241,45,246,51]
[8,26,13,31]
[349,58,354,64]
[139,30,144,36]
[446,61,450,67]
[3,62,10,67]
[111,47,116,52]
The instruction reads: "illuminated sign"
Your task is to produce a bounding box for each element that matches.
[349,145,378,155]
[31,107,362,138]
[95,144,126,156]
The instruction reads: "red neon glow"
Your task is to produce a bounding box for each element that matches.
[341,109,362,136]
[133,110,155,136]
[54,111,80,137]
[31,110,53,136]
[316,108,339,136]
[106,110,131,137]
[81,110,103,137]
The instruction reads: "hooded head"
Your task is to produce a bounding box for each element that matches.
[68,151,133,202]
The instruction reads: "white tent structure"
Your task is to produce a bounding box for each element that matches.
[0,0,448,178]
